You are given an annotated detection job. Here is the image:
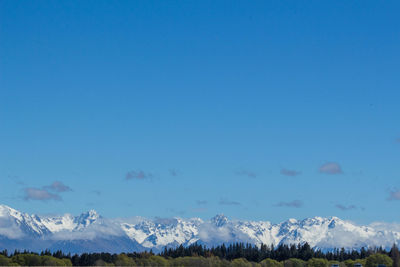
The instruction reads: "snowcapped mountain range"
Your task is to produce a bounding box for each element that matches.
[0,204,399,253]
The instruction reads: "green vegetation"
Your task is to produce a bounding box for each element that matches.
[0,253,71,266]
[0,243,398,266]
[365,254,393,267]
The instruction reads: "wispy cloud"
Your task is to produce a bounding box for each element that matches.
[23,181,72,201]
[125,170,153,180]
[196,200,208,205]
[275,200,303,208]
[50,218,125,241]
[169,169,180,176]
[91,190,101,196]
[45,181,72,192]
[0,217,25,239]
[24,187,62,201]
[219,198,241,206]
[8,175,24,185]
[387,189,400,201]
[235,170,257,178]
[319,162,343,175]
[280,168,301,176]
[335,204,357,211]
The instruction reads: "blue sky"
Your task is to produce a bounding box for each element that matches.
[0,0,399,224]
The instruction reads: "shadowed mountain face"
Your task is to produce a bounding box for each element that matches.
[0,204,399,253]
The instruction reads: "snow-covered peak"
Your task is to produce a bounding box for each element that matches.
[40,213,76,232]
[73,210,100,229]
[0,205,50,237]
[0,204,23,219]
[0,204,399,253]
[211,214,228,227]
[0,204,13,212]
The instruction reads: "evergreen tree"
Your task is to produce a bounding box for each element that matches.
[390,244,400,267]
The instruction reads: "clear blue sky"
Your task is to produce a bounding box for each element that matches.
[1,0,399,224]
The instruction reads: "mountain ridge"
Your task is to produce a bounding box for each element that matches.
[0,204,399,253]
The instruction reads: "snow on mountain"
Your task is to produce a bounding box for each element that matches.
[40,214,76,233]
[0,204,399,253]
[0,204,50,237]
[122,217,202,248]
[75,210,100,227]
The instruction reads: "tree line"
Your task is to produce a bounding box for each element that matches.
[0,243,398,266]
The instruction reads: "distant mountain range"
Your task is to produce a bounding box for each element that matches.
[0,204,399,254]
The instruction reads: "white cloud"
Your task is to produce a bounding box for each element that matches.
[235,170,257,178]
[125,170,153,180]
[24,187,61,201]
[45,181,72,192]
[369,222,400,232]
[335,204,357,211]
[0,217,25,239]
[319,162,343,174]
[280,168,301,176]
[50,219,125,241]
[219,198,241,206]
[275,200,303,208]
[23,181,72,201]
[387,189,400,201]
